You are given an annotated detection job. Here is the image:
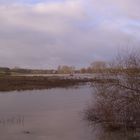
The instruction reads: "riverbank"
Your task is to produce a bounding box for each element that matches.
[0,75,116,91]
[0,76,91,91]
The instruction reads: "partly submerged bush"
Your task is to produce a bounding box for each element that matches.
[85,51,140,131]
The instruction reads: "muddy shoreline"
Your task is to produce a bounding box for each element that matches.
[0,76,116,91]
[0,76,92,91]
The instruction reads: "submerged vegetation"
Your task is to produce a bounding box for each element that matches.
[85,51,140,131]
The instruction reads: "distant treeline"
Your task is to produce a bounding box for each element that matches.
[0,60,140,75]
[0,61,108,75]
[0,67,57,75]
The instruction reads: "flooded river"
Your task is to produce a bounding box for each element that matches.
[0,85,95,140]
[0,85,138,140]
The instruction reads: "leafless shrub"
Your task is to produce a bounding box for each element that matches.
[85,50,140,131]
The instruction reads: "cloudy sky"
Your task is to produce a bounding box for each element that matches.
[0,0,140,69]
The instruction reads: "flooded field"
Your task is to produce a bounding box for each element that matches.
[0,85,95,140]
[0,85,138,140]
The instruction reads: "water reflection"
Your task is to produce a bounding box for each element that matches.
[0,115,24,127]
[0,86,94,140]
[98,131,140,140]
[0,86,139,140]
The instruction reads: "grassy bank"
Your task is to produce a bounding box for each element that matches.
[0,76,92,91]
[0,75,115,92]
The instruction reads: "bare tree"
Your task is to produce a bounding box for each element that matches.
[57,65,75,74]
[90,61,107,71]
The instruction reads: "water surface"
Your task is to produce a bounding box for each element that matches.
[0,85,138,140]
[0,85,94,140]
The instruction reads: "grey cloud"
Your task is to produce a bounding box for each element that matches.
[0,0,140,68]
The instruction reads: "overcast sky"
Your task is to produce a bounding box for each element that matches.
[0,0,140,69]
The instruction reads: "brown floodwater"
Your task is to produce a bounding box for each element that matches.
[0,85,138,140]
